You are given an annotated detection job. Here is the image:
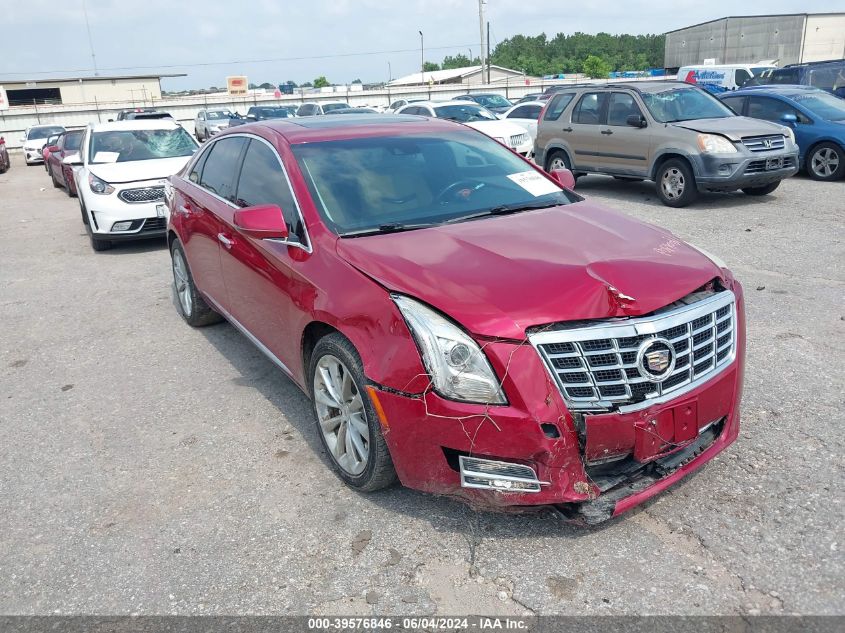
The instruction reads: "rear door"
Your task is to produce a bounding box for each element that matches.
[568,92,609,171]
[177,136,248,311]
[593,91,650,176]
[216,136,310,371]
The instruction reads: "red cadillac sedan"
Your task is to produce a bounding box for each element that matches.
[165,115,745,524]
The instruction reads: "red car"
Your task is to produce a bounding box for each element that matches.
[166,116,745,524]
[0,136,10,173]
[45,129,84,196]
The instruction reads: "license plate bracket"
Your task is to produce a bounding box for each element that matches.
[766,157,784,170]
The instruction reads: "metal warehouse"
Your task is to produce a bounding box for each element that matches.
[0,73,184,107]
[664,12,845,69]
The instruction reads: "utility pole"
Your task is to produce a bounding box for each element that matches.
[82,0,99,76]
[486,21,491,84]
[419,31,424,79]
[478,0,486,75]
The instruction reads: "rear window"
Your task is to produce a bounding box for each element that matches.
[769,68,801,84]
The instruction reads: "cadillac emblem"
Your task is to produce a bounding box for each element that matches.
[636,338,676,382]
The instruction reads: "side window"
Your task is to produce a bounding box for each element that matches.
[572,92,608,125]
[769,68,800,84]
[389,101,402,109]
[401,106,420,115]
[543,93,575,121]
[235,140,301,237]
[188,146,210,184]
[509,105,541,119]
[747,97,799,123]
[721,96,746,115]
[198,137,247,201]
[734,69,752,88]
[607,93,643,126]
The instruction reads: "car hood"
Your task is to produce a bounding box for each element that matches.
[463,119,528,138]
[672,116,786,140]
[335,203,722,340]
[87,156,194,184]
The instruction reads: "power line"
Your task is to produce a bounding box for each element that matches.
[0,43,478,78]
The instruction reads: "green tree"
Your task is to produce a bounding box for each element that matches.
[442,54,479,69]
[352,78,363,84]
[284,80,297,88]
[582,55,612,78]
[313,76,330,88]
[422,61,440,72]
[259,82,275,90]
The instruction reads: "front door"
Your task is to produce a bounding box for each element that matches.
[593,92,651,176]
[216,137,310,373]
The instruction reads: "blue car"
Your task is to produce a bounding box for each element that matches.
[720,86,845,181]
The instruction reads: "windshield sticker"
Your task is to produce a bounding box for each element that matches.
[507,171,561,197]
[93,151,120,163]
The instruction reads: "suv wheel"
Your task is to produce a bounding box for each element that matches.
[656,159,698,208]
[742,182,780,196]
[545,150,571,173]
[170,239,222,327]
[310,333,397,492]
[807,143,843,181]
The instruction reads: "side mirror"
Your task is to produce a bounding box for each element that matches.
[626,114,647,128]
[781,113,798,124]
[62,153,82,166]
[107,119,114,122]
[46,145,60,153]
[550,168,576,190]
[233,204,289,240]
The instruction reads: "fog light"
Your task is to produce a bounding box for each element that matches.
[111,221,132,232]
[718,164,734,174]
[459,455,544,493]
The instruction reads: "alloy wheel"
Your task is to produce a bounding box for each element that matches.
[549,156,568,170]
[172,249,193,316]
[811,147,840,179]
[661,167,685,199]
[313,355,370,476]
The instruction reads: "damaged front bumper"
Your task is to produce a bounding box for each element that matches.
[370,282,745,523]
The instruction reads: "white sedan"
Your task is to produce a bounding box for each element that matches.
[500,101,545,149]
[395,101,533,156]
[68,120,198,251]
[20,124,66,165]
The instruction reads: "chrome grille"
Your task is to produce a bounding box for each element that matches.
[530,291,737,411]
[118,186,165,203]
[509,133,530,147]
[741,135,785,152]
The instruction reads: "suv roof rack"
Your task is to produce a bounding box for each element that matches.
[544,80,686,94]
[783,58,845,68]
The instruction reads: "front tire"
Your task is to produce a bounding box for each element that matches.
[656,158,698,207]
[545,150,571,173]
[742,181,780,196]
[807,142,844,181]
[90,234,112,251]
[170,239,222,326]
[309,333,397,492]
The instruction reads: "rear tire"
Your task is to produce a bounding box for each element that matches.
[170,238,222,327]
[742,181,780,196]
[806,142,844,181]
[655,158,698,208]
[51,169,61,188]
[309,333,397,492]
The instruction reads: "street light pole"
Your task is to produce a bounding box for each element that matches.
[419,31,424,79]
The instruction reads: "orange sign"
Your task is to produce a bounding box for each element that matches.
[227,76,248,96]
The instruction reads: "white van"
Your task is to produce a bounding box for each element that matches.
[678,64,775,93]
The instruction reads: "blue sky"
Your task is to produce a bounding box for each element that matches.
[2,1,843,90]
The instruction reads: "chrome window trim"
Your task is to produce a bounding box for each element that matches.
[529,290,737,413]
[185,132,312,253]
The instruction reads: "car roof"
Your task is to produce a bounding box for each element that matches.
[507,101,545,108]
[89,120,183,132]
[245,114,469,144]
[732,85,825,97]
[406,100,478,107]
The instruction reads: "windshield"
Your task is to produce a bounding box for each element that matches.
[322,103,351,113]
[641,87,735,122]
[28,126,64,140]
[475,95,511,108]
[292,131,573,236]
[793,92,845,121]
[89,128,197,164]
[64,131,83,151]
[252,108,291,119]
[433,104,497,123]
[206,110,234,120]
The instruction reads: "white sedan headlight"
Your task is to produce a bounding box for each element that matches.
[393,295,506,405]
[697,133,737,154]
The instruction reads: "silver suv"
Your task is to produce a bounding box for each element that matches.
[535,81,799,207]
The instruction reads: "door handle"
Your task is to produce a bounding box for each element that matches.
[601,129,613,135]
[217,233,235,249]
[562,127,573,132]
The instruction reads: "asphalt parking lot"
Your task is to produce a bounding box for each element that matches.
[1,154,843,616]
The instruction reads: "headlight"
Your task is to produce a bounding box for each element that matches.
[782,127,795,144]
[392,295,507,405]
[88,173,114,195]
[686,241,728,269]
[697,133,737,154]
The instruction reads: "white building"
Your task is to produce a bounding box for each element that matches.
[388,65,526,87]
[0,73,185,107]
